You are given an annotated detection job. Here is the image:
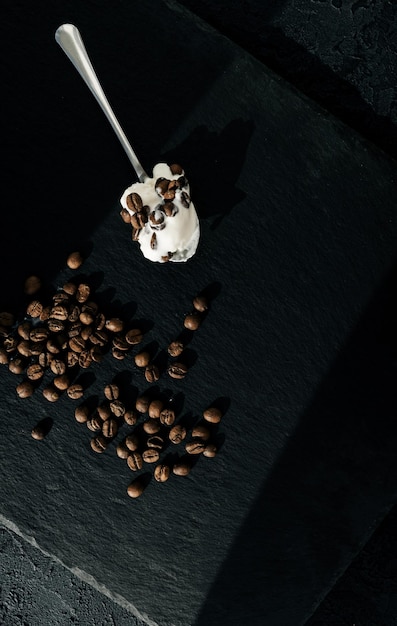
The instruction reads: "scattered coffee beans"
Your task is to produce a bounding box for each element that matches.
[203,407,222,424]
[66,251,84,269]
[127,478,145,498]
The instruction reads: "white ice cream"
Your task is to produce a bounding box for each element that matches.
[120,163,200,263]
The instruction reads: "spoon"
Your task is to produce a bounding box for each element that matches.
[55,23,148,182]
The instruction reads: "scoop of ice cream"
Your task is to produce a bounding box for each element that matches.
[120,163,200,263]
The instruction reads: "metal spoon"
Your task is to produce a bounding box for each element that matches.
[55,23,148,182]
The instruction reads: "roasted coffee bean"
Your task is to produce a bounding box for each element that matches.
[42,386,60,402]
[39,306,51,322]
[89,330,108,346]
[159,408,176,426]
[76,283,90,303]
[184,311,201,330]
[67,351,79,368]
[38,352,53,368]
[102,418,118,438]
[79,310,95,325]
[127,477,145,498]
[148,399,164,419]
[68,305,81,323]
[127,451,143,471]
[192,424,211,440]
[124,409,138,426]
[203,443,217,458]
[9,357,26,375]
[0,311,14,326]
[80,326,93,341]
[50,359,66,376]
[17,340,32,357]
[104,384,119,400]
[131,227,141,241]
[4,336,18,352]
[90,435,107,453]
[111,347,126,360]
[69,336,85,353]
[95,312,106,331]
[83,301,98,315]
[78,350,93,369]
[169,424,186,444]
[155,178,170,196]
[24,275,41,295]
[142,448,160,463]
[0,325,10,338]
[53,374,70,391]
[68,321,82,338]
[167,340,184,357]
[30,341,46,356]
[167,362,188,380]
[126,192,143,212]
[105,318,124,333]
[163,201,177,217]
[17,322,31,340]
[185,440,206,455]
[131,211,147,229]
[112,335,130,351]
[125,328,143,345]
[16,381,34,398]
[143,418,161,434]
[125,434,139,451]
[26,363,44,380]
[110,399,125,418]
[120,207,131,223]
[90,346,103,363]
[31,423,46,440]
[134,351,150,367]
[116,441,130,459]
[67,251,84,269]
[75,405,90,423]
[52,292,70,305]
[154,464,170,482]
[62,281,77,296]
[149,210,165,228]
[86,416,103,432]
[180,191,191,208]
[145,364,160,383]
[97,403,111,421]
[67,384,84,400]
[170,163,183,175]
[192,295,208,312]
[26,300,43,318]
[47,319,65,333]
[176,175,187,189]
[50,304,69,321]
[0,348,9,364]
[173,461,191,476]
[147,435,164,450]
[135,394,150,414]
[203,407,222,424]
[46,338,60,354]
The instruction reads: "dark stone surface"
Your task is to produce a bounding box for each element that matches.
[1,1,397,625]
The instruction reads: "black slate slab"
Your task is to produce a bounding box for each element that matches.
[1,1,397,625]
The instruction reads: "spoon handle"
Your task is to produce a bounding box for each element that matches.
[55,23,148,182]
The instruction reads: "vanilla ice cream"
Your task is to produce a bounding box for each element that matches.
[120,163,200,263]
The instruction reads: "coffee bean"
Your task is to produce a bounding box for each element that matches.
[167,340,184,357]
[89,330,108,346]
[105,318,124,333]
[145,364,160,383]
[68,305,81,323]
[136,394,150,414]
[17,322,31,340]
[76,283,90,304]
[102,418,118,438]
[90,435,107,453]
[127,451,143,471]
[180,191,191,208]
[17,340,32,358]
[50,304,69,321]
[159,408,176,426]
[169,424,186,444]
[79,310,95,325]
[203,407,222,424]
[66,251,84,269]
[39,306,51,322]
[170,163,183,175]
[120,207,131,223]
[167,362,188,380]
[0,348,9,364]
[143,418,160,434]
[26,363,44,380]
[125,328,143,345]
[142,448,160,463]
[42,386,60,402]
[154,464,170,482]
[192,295,208,312]
[125,434,139,451]
[23,275,41,295]
[126,192,143,212]
[104,384,119,400]
[203,443,217,458]
[127,477,145,498]
[30,341,45,356]
[47,319,65,333]
[150,232,157,250]
[134,351,150,367]
[26,300,43,318]
[124,409,138,426]
[183,311,201,330]
[111,347,126,360]
[148,399,164,419]
[78,350,93,369]
[87,416,103,432]
[173,461,191,476]
[97,403,111,420]
[74,405,90,423]
[67,384,84,400]
[53,374,70,391]
[31,423,46,440]
[9,357,26,375]
[112,335,130,351]
[52,292,70,305]
[116,441,130,459]
[90,346,103,363]
[16,381,34,398]
[147,435,164,450]
[163,201,177,217]
[192,424,211,440]
[95,312,106,331]
[50,358,66,376]
[110,399,125,418]
[69,336,86,353]
[67,351,79,368]
[68,321,82,338]
[4,336,18,352]
[185,440,206,455]
[80,326,93,341]
[62,281,77,296]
